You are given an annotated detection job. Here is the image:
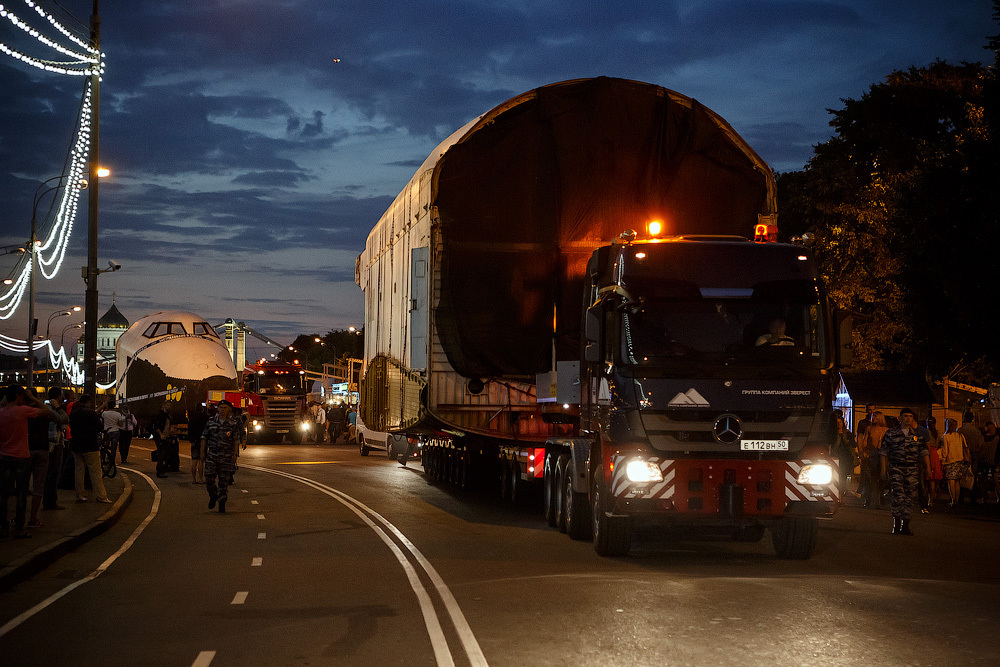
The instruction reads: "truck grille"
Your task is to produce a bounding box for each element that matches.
[262,397,298,428]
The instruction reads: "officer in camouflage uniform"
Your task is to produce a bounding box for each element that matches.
[200,400,245,513]
[880,408,930,535]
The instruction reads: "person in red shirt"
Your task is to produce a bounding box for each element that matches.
[1,384,60,538]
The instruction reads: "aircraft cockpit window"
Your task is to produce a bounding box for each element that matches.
[192,322,218,337]
[141,322,188,338]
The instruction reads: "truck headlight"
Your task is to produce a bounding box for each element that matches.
[797,464,833,486]
[625,459,663,483]
[300,422,311,431]
[254,424,262,432]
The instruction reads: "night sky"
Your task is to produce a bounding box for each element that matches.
[1,0,994,354]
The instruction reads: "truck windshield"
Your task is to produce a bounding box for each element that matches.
[250,372,307,395]
[620,279,828,371]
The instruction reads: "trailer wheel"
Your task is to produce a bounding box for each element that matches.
[543,453,559,527]
[771,516,818,559]
[359,438,370,456]
[592,482,632,557]
[509,459,527,506]
[562,460,592,540]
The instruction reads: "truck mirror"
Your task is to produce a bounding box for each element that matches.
[585,305,601,342]
[836,310,854,368]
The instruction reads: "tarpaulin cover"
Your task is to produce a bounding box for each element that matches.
[433,77,772,378]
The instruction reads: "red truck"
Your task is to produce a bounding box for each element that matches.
[207,360,313,444]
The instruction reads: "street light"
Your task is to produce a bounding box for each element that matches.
[60,322,84,350]
[45,306,82,339]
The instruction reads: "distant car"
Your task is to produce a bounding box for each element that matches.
[355,416,420,461]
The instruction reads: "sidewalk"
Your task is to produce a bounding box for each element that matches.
[0,471,132,591]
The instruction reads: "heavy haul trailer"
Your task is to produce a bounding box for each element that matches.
[356,77,844,558]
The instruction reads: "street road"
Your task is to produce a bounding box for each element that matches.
[1,440,997,666]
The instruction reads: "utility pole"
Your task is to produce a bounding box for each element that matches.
[83,0,100,397]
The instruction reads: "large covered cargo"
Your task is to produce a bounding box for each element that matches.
[356,76,776,440]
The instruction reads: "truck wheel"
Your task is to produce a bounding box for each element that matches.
[543,453,559,527]
[733,524,766,542]
[554,454,570,532]
[509,459,526,506]
[359,439,370,456]
[771,516,818,559]
[592,482,632,557]
[499,457,511,501]
[562,459,592,540]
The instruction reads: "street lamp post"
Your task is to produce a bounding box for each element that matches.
[60,322,83,385]
[83,0,102,398]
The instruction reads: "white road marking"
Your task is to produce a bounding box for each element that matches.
[231,591,249,604]
[0,468,162,638]
[257,514,265,520]
[251,500,259,505]
[192,651,216,666]
[241,489,248,493]
[252,557,263,567]
[257,532,266,539]
[244,464,488,667]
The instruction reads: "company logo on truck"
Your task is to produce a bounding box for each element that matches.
[667,388,710,407]
[712,414,742,443]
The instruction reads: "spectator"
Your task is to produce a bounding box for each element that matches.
[43,388,69,510]
[347,405,358,442]
[101,400,125,467]
[856,404,876,441]
[151,403,171,478]
[982,421,998,503]
[311,402,327,443]
[959,412,987,503]
[188,404,209,484]
[859,410,888,507]
[69,394,111,503]
[329,402,347,443]
[26,388,69,528]
[880,408,930,535]
[2,385,62,538]
[119,405,136,463]
[938,418,969,507]
[834,413,859,498]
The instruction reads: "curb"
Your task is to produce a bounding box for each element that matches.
[0,472,134,592]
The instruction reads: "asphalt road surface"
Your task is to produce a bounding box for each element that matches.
[1,440,997,666]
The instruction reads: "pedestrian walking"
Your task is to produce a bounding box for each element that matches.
[201,399,245,513]
[1,384,63,538]
[938,418,969,507]
[311,402,327,443]
[959,411,987,502]
[188,404,209,484]
[834,413,859,498]
[69,394,111,504]
[880,408,931,535]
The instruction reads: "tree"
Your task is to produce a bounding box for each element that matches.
[778,57,999,381]
[277,328,364,372]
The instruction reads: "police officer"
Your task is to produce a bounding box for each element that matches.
[880,408,930,535]
[200,400,245,513]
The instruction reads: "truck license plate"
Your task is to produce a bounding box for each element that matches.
[277,429,289,434]
[740,439,788,451]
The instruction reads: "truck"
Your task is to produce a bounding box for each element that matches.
[207,359,313,444]
[355,77,846,558]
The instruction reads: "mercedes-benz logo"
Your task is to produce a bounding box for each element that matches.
[713,414,742,444]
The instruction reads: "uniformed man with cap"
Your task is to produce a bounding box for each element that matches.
[880,408,931,535]
[200,399,246,513]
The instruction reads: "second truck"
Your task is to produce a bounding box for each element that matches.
[355,77,846,558]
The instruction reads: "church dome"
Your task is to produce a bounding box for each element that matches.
[98,303,129,329]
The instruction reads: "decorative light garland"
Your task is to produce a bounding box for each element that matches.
[1,3,97,64]
[0,334,111,387]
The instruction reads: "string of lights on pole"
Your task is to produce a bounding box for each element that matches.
[0,2,102,76]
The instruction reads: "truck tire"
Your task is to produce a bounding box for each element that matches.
[771,516,818,559]
[592,482,632,557]
[359,439,370,456]
[562,459,592,540]
[543,452,559,527]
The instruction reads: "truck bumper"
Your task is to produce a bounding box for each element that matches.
[609,456,838,519]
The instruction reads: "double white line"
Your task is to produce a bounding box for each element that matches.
[243,464,488,667]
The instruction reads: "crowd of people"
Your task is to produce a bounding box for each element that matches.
[1,385,140,539]
[307,400,358,444]
[836,403,999,534]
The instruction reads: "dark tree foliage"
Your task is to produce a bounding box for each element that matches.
[777,58,999,381]
[277,329,363,372]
